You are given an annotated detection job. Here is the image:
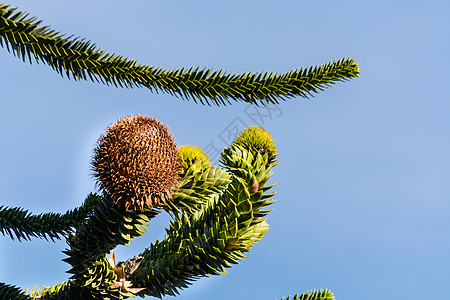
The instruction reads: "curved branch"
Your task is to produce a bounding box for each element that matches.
[129,145,275,298]
[0,193,100,241]
[0,5,360,106]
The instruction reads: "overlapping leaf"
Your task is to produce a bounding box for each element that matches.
[168,162,231,214]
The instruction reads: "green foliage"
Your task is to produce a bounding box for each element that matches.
[233,126,278,165]
[178,145,211,169]
[280,290,335,300]
[0,193,100,241]
[0,283,29,300]
[0,2,359,299]
[61,200,158,299]
[0,4,359,106]
[0,125,327,300]
[168,162,231,214]
[129,143,275,298]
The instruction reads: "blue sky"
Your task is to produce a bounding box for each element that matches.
[1,1,449,299]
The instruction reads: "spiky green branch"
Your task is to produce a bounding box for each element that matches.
[0,119,341,299]
[0,4,359,106]
[129,145,275,297]
[19,145,274,299]
[167,163,232,214]
[0,283,336,300]
[61,200,158,299]
[280,290,335,300]
[0,283,29,300]
[0,193,100,241]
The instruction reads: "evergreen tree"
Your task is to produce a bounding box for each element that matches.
[0,4,359,299]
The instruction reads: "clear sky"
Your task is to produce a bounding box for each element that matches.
[1,1,449,299]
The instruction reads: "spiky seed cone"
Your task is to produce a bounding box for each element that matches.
[233,126,278,165]
[92,115,182,211]
[178,145,211,169]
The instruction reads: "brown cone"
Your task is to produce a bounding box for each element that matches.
[92,115,182,210]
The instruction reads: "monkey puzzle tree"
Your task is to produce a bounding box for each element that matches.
[0,4,360,300]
